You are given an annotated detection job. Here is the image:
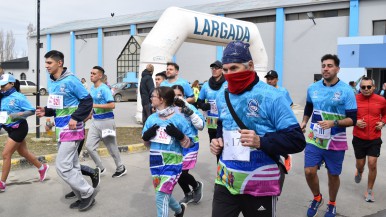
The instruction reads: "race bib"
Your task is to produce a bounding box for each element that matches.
[150,127,172,145]
[0,111,8,124]
[313,124,331,139]
[208,100,218,115]
[47,95,63,109]
[102,129,116,138]
[222,129,250,162]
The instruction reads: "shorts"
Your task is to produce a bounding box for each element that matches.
[3,120,29,143]
[212,184,277,217]
[352,136,382,159]
[304,143,345,175]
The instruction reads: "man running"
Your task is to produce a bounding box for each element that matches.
[161,62,194,103]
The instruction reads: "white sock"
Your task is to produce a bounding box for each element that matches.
[38,164,44,171]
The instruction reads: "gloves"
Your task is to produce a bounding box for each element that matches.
[142,124,159,141]
[199,103,211,111]
[165,124,185,141]
[175,98,194,116]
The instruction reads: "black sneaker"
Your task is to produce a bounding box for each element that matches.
[193,181,203,203]
[179,191,194,204]
[174,203,187,217]
[112,166,127,178]
[78,190,98,211]
[69,200,81,209]
[99,167,106,175]
[65,191,76,199]
[91,167,101,188]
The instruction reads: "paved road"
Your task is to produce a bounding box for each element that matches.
[1,101,386,216]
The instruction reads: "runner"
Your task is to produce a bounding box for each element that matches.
[161,62,194,103]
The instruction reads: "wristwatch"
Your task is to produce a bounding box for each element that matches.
[334,120,339,127]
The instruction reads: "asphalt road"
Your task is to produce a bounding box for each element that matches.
[1,99,386,216]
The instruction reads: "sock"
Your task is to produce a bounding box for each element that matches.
[38,164,44,171]
[328,200,336,206]
[314,194,322,202]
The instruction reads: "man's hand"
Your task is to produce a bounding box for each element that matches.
[375,121,384,131]
[300,122,307,133]
[210,138,224,155]
[356,119,367,128]
[68,118,78,130]
[239,129,260,149]
[36,106,45,117]
[317,120,334,129]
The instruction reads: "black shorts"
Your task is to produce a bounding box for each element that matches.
[352,136,382,159]
[3,120,29,143]
[212,184,277,217]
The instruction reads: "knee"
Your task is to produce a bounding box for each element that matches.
[2,150,12,160]
[368,162,377,171]
[304,168,316,179]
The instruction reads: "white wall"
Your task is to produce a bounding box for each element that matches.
[359,0,386,36]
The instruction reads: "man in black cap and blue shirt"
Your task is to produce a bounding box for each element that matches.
[210,41,306,217]
[197,60,227,162]
[265,70,293,107]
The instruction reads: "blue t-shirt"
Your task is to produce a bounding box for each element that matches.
[90,83,114,120]
[277,86,293,106]
[0,89,35,127]
[161,78,194,99]
[305,79,357,150]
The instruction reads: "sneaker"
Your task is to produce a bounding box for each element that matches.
[70,199,95,209]
[65,191,76,199]
[79,189,98,211]
[365,189,375,202]
[354,170,362,183]
[99,168,106,175]
[284,155,292,172]
[307,196,324,217]
[179,191,194,204]
[193,181,203,203]
[324,204,337,217]
[0,181,6,192]
[175,203,187,217]
[91,167,101,188]
[39,164,49,182]
[112,166,127,178]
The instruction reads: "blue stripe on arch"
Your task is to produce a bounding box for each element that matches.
[349,0,359,37]
[98,28,103,66]
[275,8,284,87]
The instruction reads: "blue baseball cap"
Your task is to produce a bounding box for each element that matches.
[222,41,252,64]
[0,74,16,86]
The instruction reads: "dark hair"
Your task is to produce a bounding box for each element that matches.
[166,62,179,71]
[153,86,175,106]
[44,50,64,64]
[321,54,340,67]
[156,71,167,79]
[171,85,185,96]
[360,76,374,85]
[93,66,105,74]
[14,79,20,92]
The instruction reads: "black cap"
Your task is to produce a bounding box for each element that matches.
[210,60,223,68]
[265,70,278,78]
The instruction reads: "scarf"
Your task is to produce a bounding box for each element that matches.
[224,70,258,94]
[208,74,226,90]
[156,106,175,117]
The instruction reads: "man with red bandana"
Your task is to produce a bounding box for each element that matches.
[210,41,306,217]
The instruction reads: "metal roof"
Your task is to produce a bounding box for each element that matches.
[39,0,349,35]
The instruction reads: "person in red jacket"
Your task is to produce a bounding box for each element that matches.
[353,77,386,202]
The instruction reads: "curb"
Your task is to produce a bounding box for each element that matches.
[0,143,148,169]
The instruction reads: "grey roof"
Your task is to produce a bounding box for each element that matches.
[39,0,348,35]
[0,57,29,69]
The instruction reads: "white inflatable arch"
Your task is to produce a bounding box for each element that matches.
[136,7,268,123]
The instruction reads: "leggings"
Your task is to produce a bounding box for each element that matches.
[178,170,198,194]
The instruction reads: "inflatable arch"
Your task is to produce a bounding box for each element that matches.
[136,7,268,123]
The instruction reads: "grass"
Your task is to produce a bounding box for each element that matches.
[0,127,143,160]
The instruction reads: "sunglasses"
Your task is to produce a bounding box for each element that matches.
[360,85,372,90]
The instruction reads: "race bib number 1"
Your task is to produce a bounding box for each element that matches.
[222,129,250,162]
[313,124,331,139]
[150,127,172,145]
[47,95,63,109]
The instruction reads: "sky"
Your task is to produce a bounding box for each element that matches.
[0,0,225,58]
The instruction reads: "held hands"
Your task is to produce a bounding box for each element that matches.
[317,120,334,129]
[36,106,45,117]
[239,129,260,149]
[165,124,184,141]
[142,124,160,141]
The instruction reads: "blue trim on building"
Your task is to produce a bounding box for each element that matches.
[349,0,359,37]
[70,31,76,74]
[172,55,177,63]
[98,28,103,66]
[275,8,284,86]
[216,14,225,61]
[337,44,360,67]
[46,34,52,86]
[130,24,137,35]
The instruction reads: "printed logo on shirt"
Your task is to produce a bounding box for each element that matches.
[97,90,102,99]
[60,84,66,93]
[332,91,341,101]
[8,99,15,107]
[247,99,259,117]
[257,206,266,211]
[312,90,318,99]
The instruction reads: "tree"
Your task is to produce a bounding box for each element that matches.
[27,23,36,37]
[0,30,4,62]
[4,30,15,61]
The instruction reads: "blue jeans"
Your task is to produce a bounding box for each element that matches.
[156,191,182,217]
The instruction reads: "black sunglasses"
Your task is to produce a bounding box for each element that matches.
[360,85,372,90]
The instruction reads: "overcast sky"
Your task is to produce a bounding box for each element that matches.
[0,0,225,57]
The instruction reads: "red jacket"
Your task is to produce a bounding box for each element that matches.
[353,93,386,140]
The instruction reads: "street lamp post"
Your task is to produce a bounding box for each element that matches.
[36,0,41,138]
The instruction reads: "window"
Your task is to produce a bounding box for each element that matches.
[19,81,26,85]
[137,27,153,34]
[116,36,140,82]
[286,9,349,21]
[373,20,386,35]
[20,73,26,80]
[238,15,276,23]
[27,81,36,86]
[104,30,130,37]
[76,33,97,40]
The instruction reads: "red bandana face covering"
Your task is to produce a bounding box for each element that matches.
[224,70,256,94]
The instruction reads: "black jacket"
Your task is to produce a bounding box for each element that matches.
[140,69,155,106]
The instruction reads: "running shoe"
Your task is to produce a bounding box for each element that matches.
[39,164,49,182]
[112,166,127,178]
[365,189,375,202]
[179,191,194,204]
[307,195,324,217]
[324,204,337,217]
[354,170,362,184]
[0,181,6,192]
[79,190,98,211]
[175,203,187,217]
[193,181,204,203]
[284,154,292,172]
[65,191,76,199]
[91,167,101,188]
